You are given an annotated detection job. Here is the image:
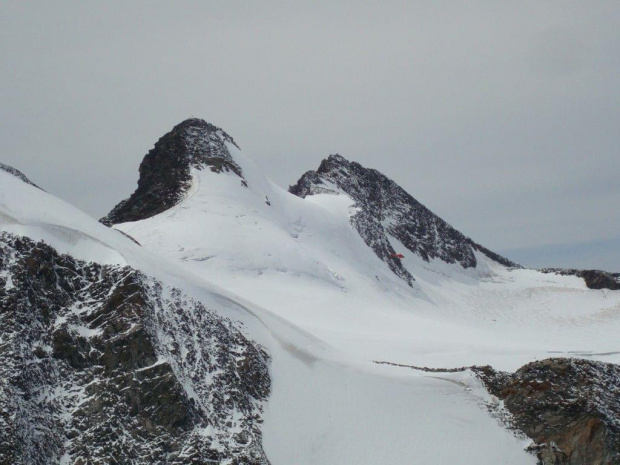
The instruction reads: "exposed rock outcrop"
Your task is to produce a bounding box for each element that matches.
[539,268,620,291]
[0,232,270,464]
[474,359,620,465]
[102,119,244,226]
[0,163,40,189]
[290,154,519,285]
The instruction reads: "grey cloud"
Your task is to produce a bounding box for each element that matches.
[1,1,618,269]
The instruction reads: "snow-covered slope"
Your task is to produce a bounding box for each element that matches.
[2,140,540,464]
[111,120,620,374]
[0,163,40,188]
[102,118,620,463]
[4,115,620,463]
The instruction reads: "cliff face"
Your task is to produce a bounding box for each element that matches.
[102,119,244,226]
[0,232,270,464]
[290,154,519,285]
[475,359,620,465]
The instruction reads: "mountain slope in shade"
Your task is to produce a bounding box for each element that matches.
[290,154,519,285]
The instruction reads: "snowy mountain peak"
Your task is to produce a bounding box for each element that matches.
[0,163,40,189]
[321,153,349,166]
[5,120,620,464]
[172,117,240,151]
[102,118,245,225]
[290,155,519,285]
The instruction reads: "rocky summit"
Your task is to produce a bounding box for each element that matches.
[102,119,244,226]
[290,154,519,285]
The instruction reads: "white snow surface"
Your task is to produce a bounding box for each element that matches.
[116,143,620,373]
[0,170,129,265]
[2,147,617,464]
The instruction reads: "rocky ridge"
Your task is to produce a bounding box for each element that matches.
[289,154,519,285]
[378,358,620,464]
[0,163,40,189]
[474,359,620,465]
[102,119,244,226]
[0,232,270,464]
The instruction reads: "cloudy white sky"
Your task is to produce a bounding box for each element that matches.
[1,1,619,270]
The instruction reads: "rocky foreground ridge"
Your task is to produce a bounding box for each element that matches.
[475,359,620,465]
[376,359,620,465]
[0,232,270,464]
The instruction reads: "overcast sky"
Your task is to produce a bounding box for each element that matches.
[1,1,619,270]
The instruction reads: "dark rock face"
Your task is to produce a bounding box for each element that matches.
[290,154,519,285]
[539,268,620,291]
[0,163,40,189]
[102,118,244,226]
[0,232,270,464]
[474,359,620,465]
